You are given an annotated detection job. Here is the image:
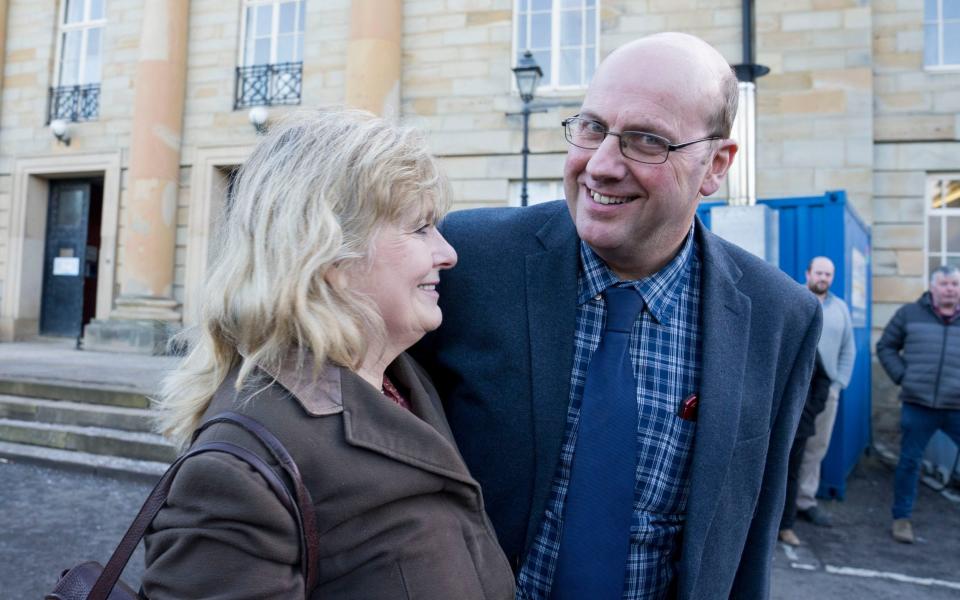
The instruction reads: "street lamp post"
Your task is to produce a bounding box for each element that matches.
[511,50,543,207]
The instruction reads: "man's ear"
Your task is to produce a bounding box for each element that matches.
[699,139,738,197]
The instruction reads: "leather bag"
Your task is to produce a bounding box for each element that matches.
[45,411,320,600]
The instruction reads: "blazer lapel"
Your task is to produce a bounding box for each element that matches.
[524,207,580,549]
[678,222,752,599]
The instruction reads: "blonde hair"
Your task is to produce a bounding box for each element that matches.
[156,108,451,448]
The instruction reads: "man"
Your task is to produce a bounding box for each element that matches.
[877,265,960,544]
[778,355,831,547]
[793,257,856,530]
[416,33,821,598]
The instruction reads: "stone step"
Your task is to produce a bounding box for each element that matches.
[0,418,177,463]
[0,378,150,409]
[0,394,155,432]
[0,440,168,482]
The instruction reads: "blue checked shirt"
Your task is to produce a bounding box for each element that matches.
[516,229,702,600]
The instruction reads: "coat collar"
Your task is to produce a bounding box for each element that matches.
[677,218,752,599]
[260,352,479,490]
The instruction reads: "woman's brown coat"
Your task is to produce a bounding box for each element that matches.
[142,353,515,599]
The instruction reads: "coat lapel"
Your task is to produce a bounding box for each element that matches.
[678,222,752,599]
[390,353,460,446]
[340,355,481,490]
[524,207,580,549]
[263,351,480,490]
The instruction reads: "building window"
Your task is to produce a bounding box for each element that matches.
[49,0,104,122]
[235,0,305,109]
[509,179,565,207]
[926,176,960,277]
[514,0,598,90]
[924,0,960,68]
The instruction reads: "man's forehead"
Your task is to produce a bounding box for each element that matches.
[934,272,960,284]
[810,258,834,272]
[580,71,700,136]
[576,106,673,134]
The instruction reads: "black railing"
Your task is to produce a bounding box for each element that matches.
[234,61,303,109]
[48,84,100,123]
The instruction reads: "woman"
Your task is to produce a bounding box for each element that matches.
[143,109,515,599]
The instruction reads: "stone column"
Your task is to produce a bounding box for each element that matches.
[0,0,7,119]
[84,0,188,353]
[344,0,401,117]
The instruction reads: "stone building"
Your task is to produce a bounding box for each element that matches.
[0,0,957,429]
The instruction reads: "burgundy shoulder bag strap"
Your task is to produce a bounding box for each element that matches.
[81,411,319,600]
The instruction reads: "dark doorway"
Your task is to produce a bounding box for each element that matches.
[39,178,104,337]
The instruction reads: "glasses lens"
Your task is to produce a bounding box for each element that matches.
[565,118,605,149]
[621,132,669,164]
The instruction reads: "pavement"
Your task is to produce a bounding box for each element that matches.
[3,446,957,599]
[1,459,150,600]
[0,337,177,393]
[770,451,960,599]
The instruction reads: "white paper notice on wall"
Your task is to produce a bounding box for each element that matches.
[850,248,868,328]
[52,257,81,276]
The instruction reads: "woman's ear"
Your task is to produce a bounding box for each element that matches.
[323,263,348,289]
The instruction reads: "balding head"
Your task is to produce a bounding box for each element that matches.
[593,33,739,138]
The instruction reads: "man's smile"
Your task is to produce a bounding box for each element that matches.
[588,186,637,206]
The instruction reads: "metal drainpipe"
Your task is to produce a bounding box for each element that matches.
[728,0,769,207]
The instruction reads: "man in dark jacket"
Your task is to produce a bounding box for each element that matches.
[778,355,831,546]
[877,265,960,543]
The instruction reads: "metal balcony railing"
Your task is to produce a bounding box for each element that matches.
[234,61,303,109]
[48,84,100,123]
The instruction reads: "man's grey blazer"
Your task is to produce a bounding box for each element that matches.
[414,201,822,599]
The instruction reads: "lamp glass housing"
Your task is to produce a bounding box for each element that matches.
[513,50,543,103]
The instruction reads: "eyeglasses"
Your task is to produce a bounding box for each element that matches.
[561,116,722,165]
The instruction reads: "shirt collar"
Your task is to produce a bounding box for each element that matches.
[577,226,696,325]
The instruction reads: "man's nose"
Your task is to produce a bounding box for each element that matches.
[585,135,627,181]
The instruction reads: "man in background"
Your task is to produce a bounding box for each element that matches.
[877,265,960,543]
[795,256,856,528]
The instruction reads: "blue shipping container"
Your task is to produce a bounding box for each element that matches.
[698,190,872,500]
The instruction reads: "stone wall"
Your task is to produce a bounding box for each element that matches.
[402,0,568,209]
[179,0,350,155]
[754,1,874,220]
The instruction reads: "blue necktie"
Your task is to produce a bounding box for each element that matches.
[552,287,642,600]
